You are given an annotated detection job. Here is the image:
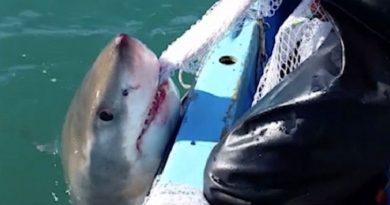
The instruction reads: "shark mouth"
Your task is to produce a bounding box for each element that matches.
[136,81,168,153]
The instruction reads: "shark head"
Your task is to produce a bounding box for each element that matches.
[61,34,180,205]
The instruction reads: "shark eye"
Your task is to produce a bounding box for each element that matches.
[122,89,129,96]
[98,109,114,121]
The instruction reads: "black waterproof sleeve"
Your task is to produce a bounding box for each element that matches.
[203,1,390,205]
[322,0,390,44]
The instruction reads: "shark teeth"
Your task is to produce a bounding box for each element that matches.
[136,81,168,152]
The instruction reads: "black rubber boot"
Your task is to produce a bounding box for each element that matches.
[203,1,390,204]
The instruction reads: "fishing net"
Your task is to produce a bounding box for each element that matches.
[252,0,333,105]
[143,0,334,204]
[142,182,209,205]
[175,0,283,90]
[258,0,283,17]
[160,0,255,82]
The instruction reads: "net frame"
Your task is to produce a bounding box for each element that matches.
[252,0,333,105]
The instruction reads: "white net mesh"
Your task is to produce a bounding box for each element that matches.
[159,0,255,82]
[171,0,288,91]
[258,0,283,17]
[252,0,333,105]
[143,182,209,205]
[143,1,335,204]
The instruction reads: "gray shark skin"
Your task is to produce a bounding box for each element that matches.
[61,34,180,205]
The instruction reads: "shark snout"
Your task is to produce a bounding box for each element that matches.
[115,33,130,48]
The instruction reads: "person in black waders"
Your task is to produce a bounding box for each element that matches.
[203,0,390,204]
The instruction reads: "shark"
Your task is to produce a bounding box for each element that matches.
[61,34,180,205]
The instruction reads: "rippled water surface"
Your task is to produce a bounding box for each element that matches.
[0,0,214,204]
